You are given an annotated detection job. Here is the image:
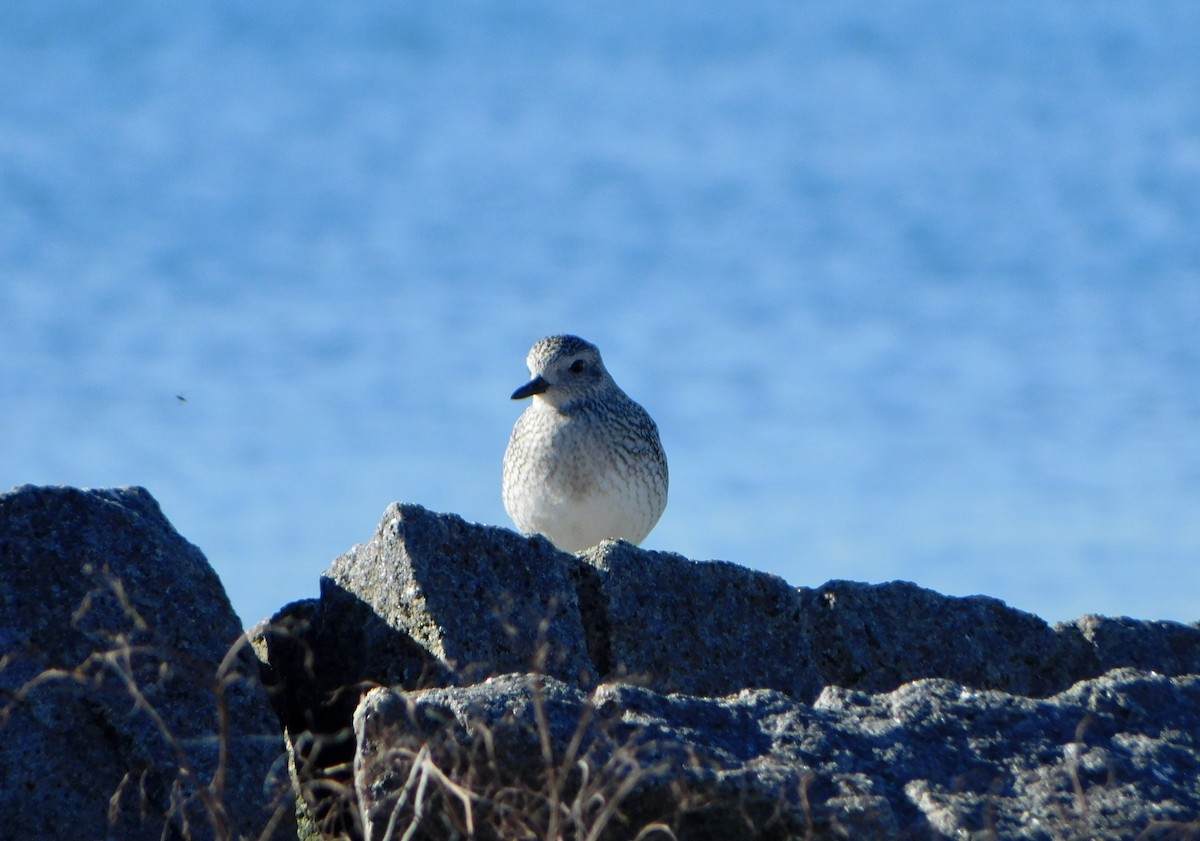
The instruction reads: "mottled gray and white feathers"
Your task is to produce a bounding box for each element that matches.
[502,335,668,552]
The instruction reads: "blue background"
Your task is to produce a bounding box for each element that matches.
[3,2,1198,627]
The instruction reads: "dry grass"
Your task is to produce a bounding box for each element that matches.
[361,678,688,841]
[344,611,828,841]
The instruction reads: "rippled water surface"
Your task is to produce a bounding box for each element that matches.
[3,2,1198,625]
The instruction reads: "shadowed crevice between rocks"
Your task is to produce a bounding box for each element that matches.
[252,584,449,841]
[569,559,614,679]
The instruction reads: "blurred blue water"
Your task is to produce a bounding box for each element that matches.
[2,1,1198,625]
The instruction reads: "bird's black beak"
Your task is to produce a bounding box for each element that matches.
[511,375,550,400]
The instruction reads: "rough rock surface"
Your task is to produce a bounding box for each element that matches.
[252,502,1200,840]
[354,669,1200,841]
[254,503,592,838]
[8,488,1196,840]
[0,485,292,841]
[267,504,1200,709]
[1061,613,1200,676]
[581,540,823,699]
[326,502,591,684]
[800,579,1200,697]
[801,579,1080,696]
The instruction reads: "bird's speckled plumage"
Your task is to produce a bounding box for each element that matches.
[502,335,668,552]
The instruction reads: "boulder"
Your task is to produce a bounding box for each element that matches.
[798,579,1077,696]
[254,503,591,838]
[11,487,1197,841]
[799,580,1200,697]
[353,669,1200,841]
[1059,613,1200,676]
[250,501,1200,840]
[0,484,292,841]
[325,503,591,685]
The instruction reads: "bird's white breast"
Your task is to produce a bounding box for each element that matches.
[502,399,666,552]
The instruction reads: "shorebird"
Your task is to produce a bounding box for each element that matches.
[502,335,668,552]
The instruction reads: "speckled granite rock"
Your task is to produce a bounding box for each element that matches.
[0,484,292,841]
[326,502,591,684]
[354,669,1200,841]
[798,579,1200,697]
[252,503,589,838]
[255,501,1200,840]
[580,540,823,700]
[9,487,1196,841]
[798,578,1079,696]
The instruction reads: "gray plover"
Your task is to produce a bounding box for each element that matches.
[502,335,668,552]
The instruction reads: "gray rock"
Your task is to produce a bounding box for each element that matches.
[581,540,823,700]
[326,503,591,685]
[254,502,1200,839]
[253,503,590,838]
[799,579,1076,696]
[812,668,1200,839]
[801,579,1200,697]
[0,484,292,841]
[251,595,445,841]
[353,669,1200,841]
[1058,613,1200,677]
[271,506,1200,722]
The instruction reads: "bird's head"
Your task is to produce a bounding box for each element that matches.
[511,334,613,410]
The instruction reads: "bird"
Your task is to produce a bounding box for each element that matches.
[502,335,668,553]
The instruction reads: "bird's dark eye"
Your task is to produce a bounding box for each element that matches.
[569,359,586,374]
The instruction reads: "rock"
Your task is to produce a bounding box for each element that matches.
[0,484,292,841]
[251,501,1200,840]
[254,503,590,838]
[813,668,1200,839]
[800,579,1200,697]
[252,595,445,841]
[1059,614,1200,677]
[263,505,1200,724]
[10,486,1197,841]
[581,540,823,700]
[325,503,591,685]
[799,579,1076,696]
[353,669,1200,841]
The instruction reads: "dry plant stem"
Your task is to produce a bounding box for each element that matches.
[212,637,252,814]
[366,621,688,841]
[797,771,815,841]
[3,642,230,835]
[107,638,233,837]
[529,622,566,841]
[380,742,480,841]
[416,753,477,839]
[1135,819,1200,840]
[582,754,645,841]
[631,823,675,841]
[530,671,564,841]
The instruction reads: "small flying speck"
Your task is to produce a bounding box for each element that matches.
[176,394,187,403]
